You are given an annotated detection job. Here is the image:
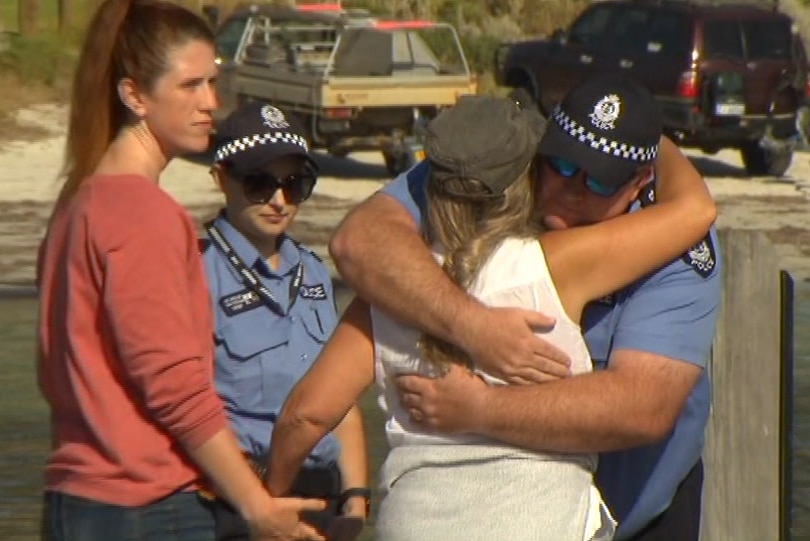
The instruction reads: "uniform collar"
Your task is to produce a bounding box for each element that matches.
[212,211,302,278]
[275,235,302,277]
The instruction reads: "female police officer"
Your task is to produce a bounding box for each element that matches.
[202,102,369,540]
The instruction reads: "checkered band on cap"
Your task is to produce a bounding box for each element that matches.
[214,132,309,162]
[551,107,658,163]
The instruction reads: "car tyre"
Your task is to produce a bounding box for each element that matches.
[740,141,793,177]
[327,147,350,158]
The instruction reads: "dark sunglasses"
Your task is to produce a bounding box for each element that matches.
[544,156,621,197]
[236,170,317,205]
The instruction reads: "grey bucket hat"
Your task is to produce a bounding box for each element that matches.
[425,95,546,195]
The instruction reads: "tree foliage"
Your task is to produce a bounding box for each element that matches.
[343,0,588,37]
[19,0,40,35]
[340,0,588,74]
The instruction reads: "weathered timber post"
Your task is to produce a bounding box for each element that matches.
[700,229,792,541]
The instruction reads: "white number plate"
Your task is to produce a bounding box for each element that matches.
[715,103,745,116]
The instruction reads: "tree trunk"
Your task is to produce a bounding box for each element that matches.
[19,0,41,35]
[57,0,73,32]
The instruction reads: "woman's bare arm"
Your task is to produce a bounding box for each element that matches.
[266,298,376,497]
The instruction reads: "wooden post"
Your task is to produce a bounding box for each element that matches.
[699,229,787,541]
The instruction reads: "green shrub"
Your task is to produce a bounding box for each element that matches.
[459,32,502,75]
[0,33,76,87]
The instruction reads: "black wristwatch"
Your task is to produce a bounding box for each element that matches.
[339,487,371,516]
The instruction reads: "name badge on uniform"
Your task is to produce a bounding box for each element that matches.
[220,289,262,317]
[300,284,328,300]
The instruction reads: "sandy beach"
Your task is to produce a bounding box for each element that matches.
[2,103,810,286]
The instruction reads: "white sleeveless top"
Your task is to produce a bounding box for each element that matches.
[371,237,596,467]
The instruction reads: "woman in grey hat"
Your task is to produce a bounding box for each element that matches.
[264,95,715,541]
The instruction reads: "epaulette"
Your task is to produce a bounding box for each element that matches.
[291,239,323,263]
[198,238,212,255]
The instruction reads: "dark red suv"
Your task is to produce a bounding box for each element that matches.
[496,0,809,176]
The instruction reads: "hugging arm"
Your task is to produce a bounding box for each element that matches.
[397,138,719,452]
[543,135,716,320]
[477,261,717,451]
[266,298,376,497]
[399,262,719,451]
[331,191,476,347]
[330,170,569,383]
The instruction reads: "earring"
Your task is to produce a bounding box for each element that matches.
[131,118,154,149]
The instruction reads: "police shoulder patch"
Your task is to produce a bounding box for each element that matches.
[682,234,717,278]
[638,183,656,208]
[198,238,212,255]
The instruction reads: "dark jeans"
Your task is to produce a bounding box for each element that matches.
[41,490,215,541]
[213,463,342,541]
[626,459,704,541]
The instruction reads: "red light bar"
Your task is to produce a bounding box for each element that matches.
[324,107,354,119]
[297,3,343,12]
[374,20,436,30]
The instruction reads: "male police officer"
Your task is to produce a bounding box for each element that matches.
[329,74,720,541]
[202,102,370,539]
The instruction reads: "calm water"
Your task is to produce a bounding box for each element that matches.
[1,284,808,540]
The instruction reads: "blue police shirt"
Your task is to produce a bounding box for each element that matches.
[202,212,340,467]
[381,163,721,540]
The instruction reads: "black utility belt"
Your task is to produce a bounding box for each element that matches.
[198,454,340,501]
[241,454,341,497]
[202,454,369,512]
[286,461,342,500]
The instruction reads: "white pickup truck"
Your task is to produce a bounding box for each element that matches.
[209,3,477,174]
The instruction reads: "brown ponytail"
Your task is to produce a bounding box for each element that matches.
[57,0,214,207]
[419,165,542,370]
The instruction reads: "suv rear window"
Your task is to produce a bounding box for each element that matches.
[703,19,793,61]
[742,20,792,60]
[573,6,693,58]
[569,5,614,47]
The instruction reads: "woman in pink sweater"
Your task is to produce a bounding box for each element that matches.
[36,1,323,540]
